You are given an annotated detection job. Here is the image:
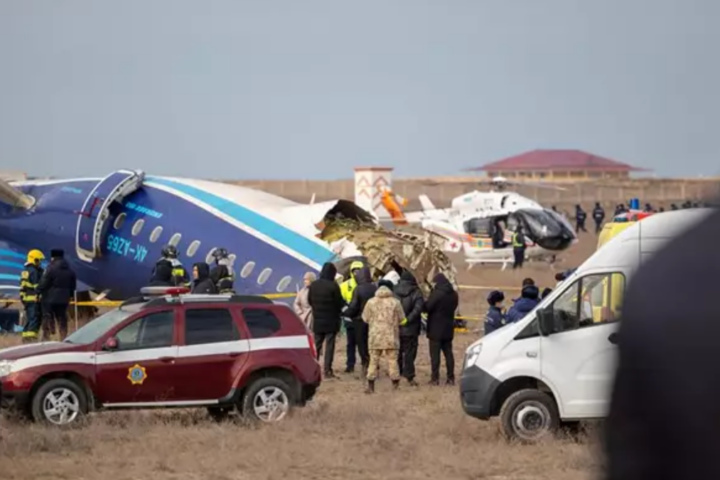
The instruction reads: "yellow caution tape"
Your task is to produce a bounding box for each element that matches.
[458,284,521,291]
[3,292,297,307]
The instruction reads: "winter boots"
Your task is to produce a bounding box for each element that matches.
[365,379,400,393]
[365,380,375,394]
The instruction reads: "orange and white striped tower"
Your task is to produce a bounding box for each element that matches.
[353,167,393,220]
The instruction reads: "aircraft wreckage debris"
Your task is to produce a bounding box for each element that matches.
[321,219,458,296]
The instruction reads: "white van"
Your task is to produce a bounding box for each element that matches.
[459,209,712,442]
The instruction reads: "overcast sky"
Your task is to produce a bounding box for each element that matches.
[1,0,718,180]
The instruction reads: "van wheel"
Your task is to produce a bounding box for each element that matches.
[241,377,294,423]
[31,379,88,427]
[499,389,559,442]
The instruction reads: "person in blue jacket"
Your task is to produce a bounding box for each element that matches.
[506,284,540,324]
[483,290,506,335]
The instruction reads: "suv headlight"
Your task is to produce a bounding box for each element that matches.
[464,344,482,369]
[0,360,14,378]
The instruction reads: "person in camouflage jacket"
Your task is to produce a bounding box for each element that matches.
[361,285,407,394]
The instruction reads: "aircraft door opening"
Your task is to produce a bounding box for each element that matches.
[75,169,145,262]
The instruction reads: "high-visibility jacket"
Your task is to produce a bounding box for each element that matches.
[20,263,43,303]
[512,231,525,249]
[340,277,357,303]
[169,259,190,287]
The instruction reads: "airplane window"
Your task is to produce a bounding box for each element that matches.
[257,268,272,285]
[276,275,292,292]
[149,226,163,243]
[205,248,217,264]
[169,233,182,247]
[113,213,126,230]
[186,240,201,257]
[131,219,145,236]
[241,261,255,278]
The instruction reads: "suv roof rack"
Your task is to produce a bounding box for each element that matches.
[124,288,276,308]
[229,295,273,304]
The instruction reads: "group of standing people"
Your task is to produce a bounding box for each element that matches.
[20,248,77,342]
[149,245,235,294]
[294,261,459,393]
[483,277,553,336]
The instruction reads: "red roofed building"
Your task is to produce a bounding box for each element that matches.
[468,149,648,182]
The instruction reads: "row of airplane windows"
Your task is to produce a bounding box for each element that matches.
[113,212,294,293]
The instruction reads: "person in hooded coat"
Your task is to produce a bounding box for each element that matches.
[149,259,174,286]
[307,262,345,377]
[344,266,377,373]
[191,262,218,294]
[395,270,424,386]
[293,271,316,329]
[425,273,459,385]
[362,284,406,393]
[505,284,540,324]
[37,249,77,340]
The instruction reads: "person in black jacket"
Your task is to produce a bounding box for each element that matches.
[604,206,720,480]
[191,262,217,294]
[344,266,377,374]
[149,259,174,286]
[395,271,424,386]
[307,262,345,378]
[425,273,459,386]
[592,202,606,234]
[37,249,77,340]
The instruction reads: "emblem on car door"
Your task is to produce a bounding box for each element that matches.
[526,351,538,358]
[128,364,147,385]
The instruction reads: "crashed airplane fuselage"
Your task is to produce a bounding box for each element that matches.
[0,171,456,300]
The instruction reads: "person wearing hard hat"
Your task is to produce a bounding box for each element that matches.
[20,249,45,342]
[340,261,364,373]
[209,247,235,293]
[153,245,189,287]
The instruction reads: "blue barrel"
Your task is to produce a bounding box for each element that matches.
[629,198,640,210]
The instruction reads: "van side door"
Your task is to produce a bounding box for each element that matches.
[539,272,624,419]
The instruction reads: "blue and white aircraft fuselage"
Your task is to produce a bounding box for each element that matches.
[0,170,368,300]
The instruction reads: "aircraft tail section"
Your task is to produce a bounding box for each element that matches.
[0,180,35,210]
[419,194,436,211]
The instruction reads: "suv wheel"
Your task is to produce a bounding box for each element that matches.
[242,377,293,423]
[31,378,88,426]
[499,389,559,442]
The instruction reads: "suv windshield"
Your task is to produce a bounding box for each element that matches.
[64,305,142,345]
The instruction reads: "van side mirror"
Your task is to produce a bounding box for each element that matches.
[102,336,119,351]
[537,309,555,336]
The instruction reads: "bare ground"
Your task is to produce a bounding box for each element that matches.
[0,232,601,480]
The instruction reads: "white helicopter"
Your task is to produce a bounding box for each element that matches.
[383,176,578,269]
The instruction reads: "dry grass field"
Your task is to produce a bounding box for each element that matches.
[0,232,601,480]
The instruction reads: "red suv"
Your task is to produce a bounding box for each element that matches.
[0,287,321,426]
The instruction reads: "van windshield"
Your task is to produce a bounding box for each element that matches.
[64,305,142,345]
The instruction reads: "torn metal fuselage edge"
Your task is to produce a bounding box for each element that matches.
[321,219,458,297]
